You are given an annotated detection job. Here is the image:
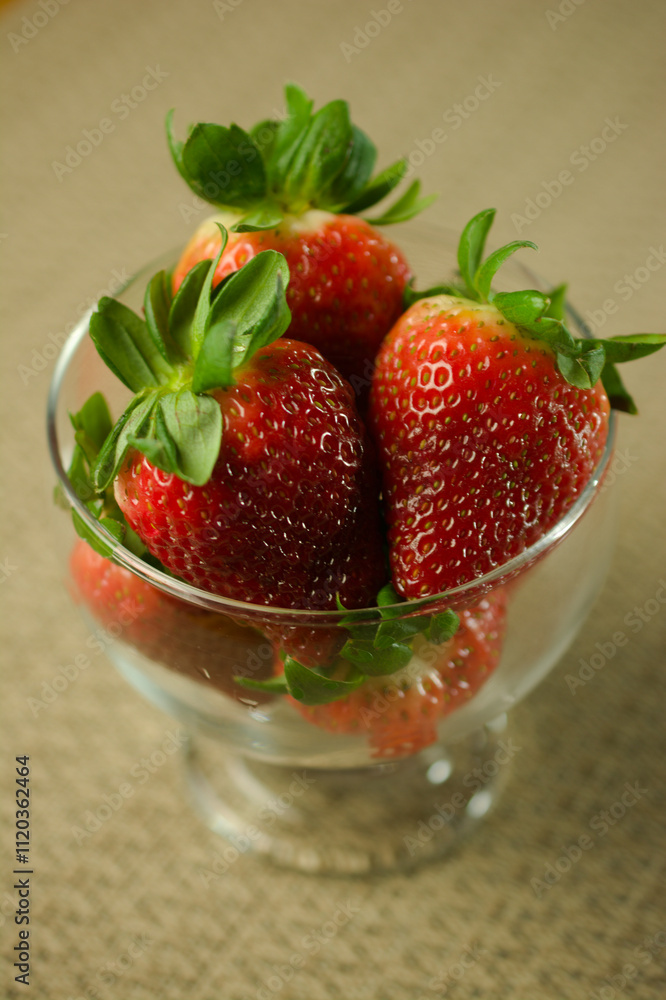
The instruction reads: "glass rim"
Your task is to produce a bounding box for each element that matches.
[46,251,617,623]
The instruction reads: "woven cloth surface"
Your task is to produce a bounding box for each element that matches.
[1,0,665,997]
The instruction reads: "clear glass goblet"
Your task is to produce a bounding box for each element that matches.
[47,223,616,875]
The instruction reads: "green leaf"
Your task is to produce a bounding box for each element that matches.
[72,509,121,560]
[233,205,285,232]
[166,109,196,190]
[427,610,460,645]
[233,674,290,695]
[191,319,236,392]
[282,99,353,208]
[93,393,159,491]
[365,179,438,226]
[598,332,666,364]
[545,283,567,321]
[341,158,407,215]
[341,637,413,676]
[204,249,291,372]
[69,392,113,463]
[90,298,173,391]
[376,582,402,610]
[128,401,179,476]
[457,208,496,299]
[189,227,229,358]
[492,289,550,327]
[266,84,314,191]
[325,125,377,208]
[601,362,637,414]
[180,123,266,208]
[403,280,466,308]
[144,270,178,363]
[282,657,365,705]
[168,260,211,359]
[284,82,314,120]
[129,390,223,486]
[578,341,607,384]
[475,240,538,303]
[525,315,578,356]
[373,617,423,647]
[556,352,593,390]
[67,442,95,504]
[248,118,280,165]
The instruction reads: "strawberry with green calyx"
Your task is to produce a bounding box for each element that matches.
[84,231,385,635]
[236,582,461,707]
[370,208,666,598]
[61,396,276,703]
[253,588,508,759]
[168,83,435,395]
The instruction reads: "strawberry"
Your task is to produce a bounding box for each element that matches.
[69,539,275,703]
[167,84,434,399]
[284,588,507,759]
[369,208,666,598]
[81,232,385,663]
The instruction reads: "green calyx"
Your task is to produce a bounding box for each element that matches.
[235,584,460,706]
[60,391,150,560]
[406,207,666,412]
[87,226,291,491]
[167,83,436,230]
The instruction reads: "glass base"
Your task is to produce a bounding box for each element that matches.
[184,715,514,875]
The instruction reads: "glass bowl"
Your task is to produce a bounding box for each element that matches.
[47,222,617,874]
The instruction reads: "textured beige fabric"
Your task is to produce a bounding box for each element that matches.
[1,0,666,997]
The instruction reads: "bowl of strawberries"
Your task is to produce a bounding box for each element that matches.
[48,86,664,874]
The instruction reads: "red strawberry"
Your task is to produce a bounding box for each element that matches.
[286,589,507,759]
[369,208,666,598]
[167,84,434,398]
[114,338,385,609]
[173,212,411,398]
[69,539,275,703]
[85,236,385,664]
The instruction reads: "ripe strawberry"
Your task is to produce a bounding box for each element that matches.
[369,208,666,598]
[114,337,383,609]
[285,589,507,759]
[69,539,275,703]
[83,233,385,662]
[173,213,411,399]
[167,84,434,397]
